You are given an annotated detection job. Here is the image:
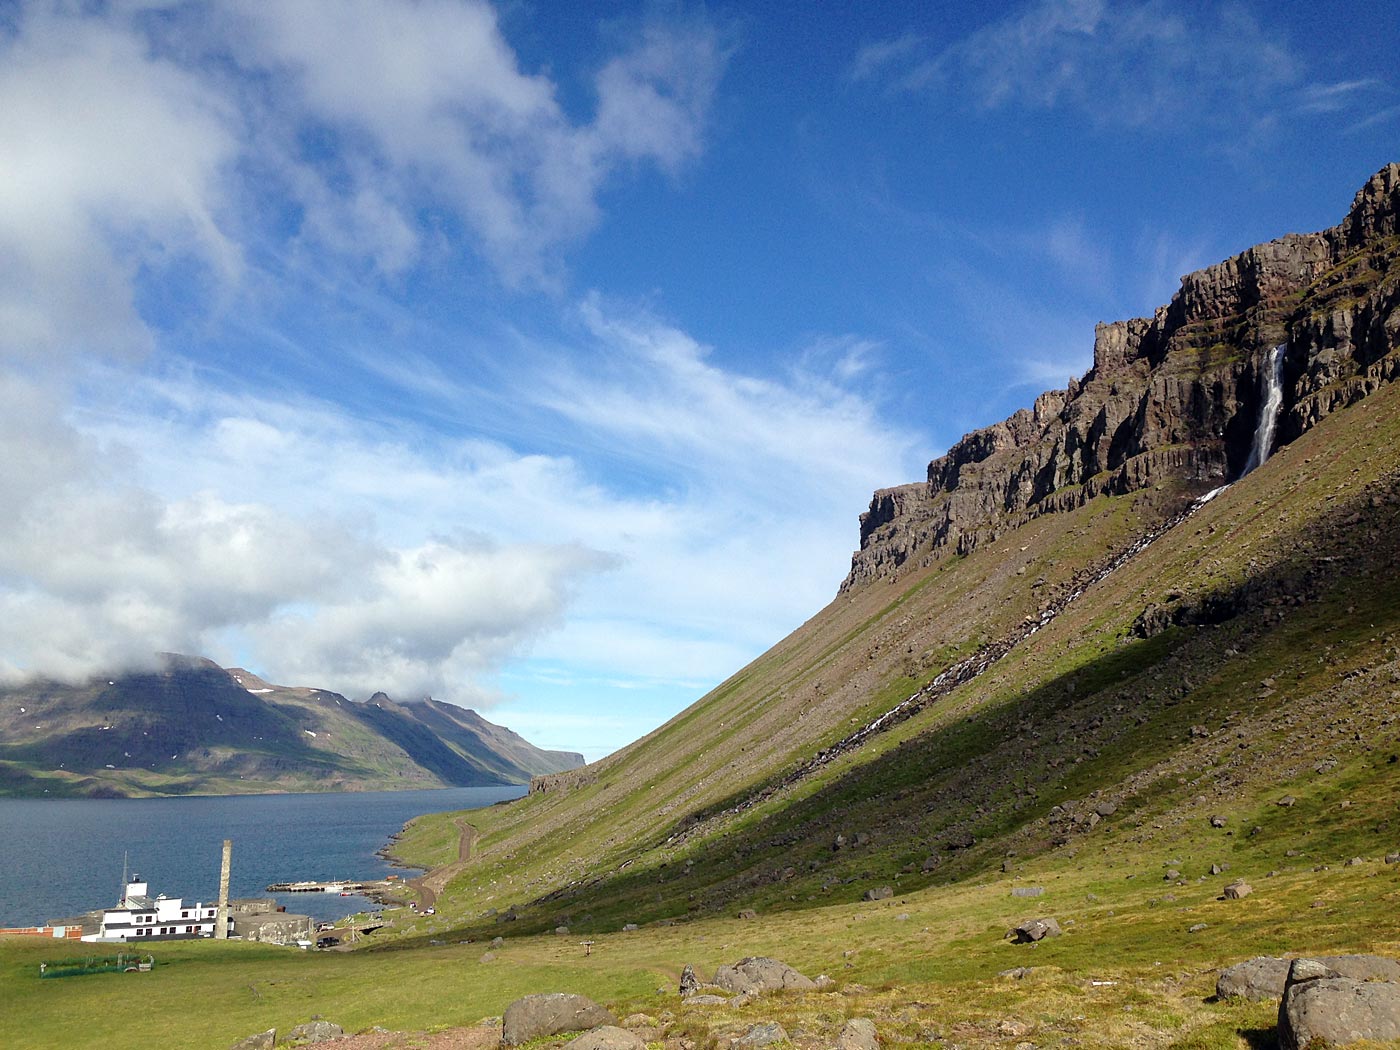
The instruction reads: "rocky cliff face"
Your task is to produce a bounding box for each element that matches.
[846,163,1400,590]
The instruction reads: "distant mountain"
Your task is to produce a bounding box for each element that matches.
[0,655,583,798]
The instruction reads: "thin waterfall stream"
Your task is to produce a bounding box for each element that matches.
[1242,343,1287,476]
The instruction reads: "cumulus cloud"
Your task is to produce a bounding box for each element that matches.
[248,540,613,702]
[0,374,613,698]
[0,0,725,362]
[220,0,723,284]
[0,5,239,363]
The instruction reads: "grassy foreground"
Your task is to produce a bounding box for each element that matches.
[6,841,1400,1050]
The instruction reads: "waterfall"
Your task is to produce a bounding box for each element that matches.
[1241,343,1287,476]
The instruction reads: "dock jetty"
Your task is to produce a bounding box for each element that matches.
[265,877,401,897]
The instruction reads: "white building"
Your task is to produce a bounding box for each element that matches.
[82,877,224,942]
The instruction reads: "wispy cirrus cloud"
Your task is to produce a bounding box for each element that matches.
[849,0,1380,141]
[1,288,917,712]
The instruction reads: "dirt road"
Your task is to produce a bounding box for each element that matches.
[407,818,477,911]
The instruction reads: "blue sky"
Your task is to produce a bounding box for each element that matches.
[1,0,1395,760]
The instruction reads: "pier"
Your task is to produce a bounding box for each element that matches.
[265,878,400,895]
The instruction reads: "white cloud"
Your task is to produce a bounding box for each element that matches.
[847,32,924,84]
[0,5,240,364]
[0,2,917,750]
[0,0,725,367]
[8,293,919,710]
[249,539,612,702]
[0,372,615,698]
[857,0,1318,139]
[548,297,913,503]
[221,0,724,285]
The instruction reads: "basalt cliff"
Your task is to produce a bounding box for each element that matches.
[848,162,1400,588]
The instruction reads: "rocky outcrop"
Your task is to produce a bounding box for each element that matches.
[229,1030,275,1050]
[287,1021,344,1043]
[561,1026,647,1050]
[711,957,818,996]
[502,994,617,1046]
[530,767,598,795]
[1279,957,1400,1050]
[1218,955,1400,1002]
[846,163,1400,590]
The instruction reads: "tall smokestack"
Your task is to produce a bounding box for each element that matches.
[216,839,232,940]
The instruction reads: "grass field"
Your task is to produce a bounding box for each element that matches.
[6,828,1400,1050]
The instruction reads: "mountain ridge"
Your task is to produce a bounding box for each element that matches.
[0,653,583,798]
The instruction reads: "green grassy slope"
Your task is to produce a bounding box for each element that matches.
[386,363,1400,942]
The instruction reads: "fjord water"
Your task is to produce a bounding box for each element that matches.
[0,786,523,926]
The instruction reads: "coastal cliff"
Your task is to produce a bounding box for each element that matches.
[847,163,1400,589]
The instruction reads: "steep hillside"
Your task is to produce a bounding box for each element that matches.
[0,656,582,797]
[387,163,1400,939]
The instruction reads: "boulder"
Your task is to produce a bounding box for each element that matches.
[1006,918,1061,943]
[230,1031,276,1050]
[734,1022,788,1047]
[737,909,758,920]
[491,936,505,948]
[1217,955,1400,1001]
[837,1018,879,1050]
[682,995,728,1006]
[1222,880,1253,899]
[1280,959,1400,1049]
[680,964,700,997]
[713,957,817,996]
[863,886,893,902]
[502,994,617,1045]
[287,1021,344,1043]
[1218,957,1292,1000]
[562,1026,646,1050]
[1010,887,1044,898]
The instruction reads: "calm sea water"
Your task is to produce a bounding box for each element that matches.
[0,786,524,927]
